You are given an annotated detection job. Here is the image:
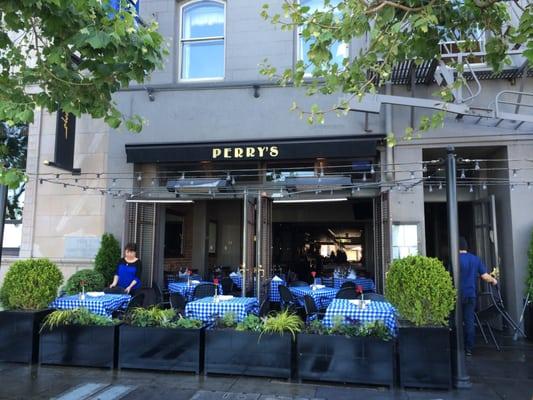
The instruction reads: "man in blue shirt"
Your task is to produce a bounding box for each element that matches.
[459,237,498,356]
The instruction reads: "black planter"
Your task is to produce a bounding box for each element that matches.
[524,302,533,342]
[205,330,293,379]
[40,324,118,368]
[0,309,52,363]
[297,333,395,387]
[398,325,452,389]
[118,325,204,373]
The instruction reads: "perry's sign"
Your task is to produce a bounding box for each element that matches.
[212,146,279,160]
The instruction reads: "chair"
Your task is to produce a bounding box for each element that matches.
[192,283,217,299]
[259,299,270,317]
[475,297,502,351]
[278,285,304,315]
[169,292,186,315]
[153,281,170,308]
[190,274,202,281]
[336,287,360,299]
[114,292,145,319]
[303,295,325,321]
[289,281,309,287]
[363,293,387,302]
[340,281,356,290]
[104,286,127,294]
[221,277,234,295]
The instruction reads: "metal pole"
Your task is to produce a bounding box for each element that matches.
[241,190,247,297]
[256,192,262,301]
[0,185,7,265]
[446,146,471,389]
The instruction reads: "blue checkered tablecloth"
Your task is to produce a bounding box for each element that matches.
[317,277,376,292]
[168,281,223,301]
[269,278,286,302]
[323,299,397,335]
[185,296,259,325]
[49,294,131,318]
[289,286,338,309]
[229,275,242,288]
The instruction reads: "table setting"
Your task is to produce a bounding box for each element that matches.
[184,296,259,325]
[168,279,223,301]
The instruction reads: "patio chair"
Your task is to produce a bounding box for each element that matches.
[192,283,217,300]
[259,299,271,317]
[364,293,387,302]
[169,292,186,315]
[475,296,502,351]
[340,281,356,290]
[221,277,235,295]
[289,281,309,287]
[190,274,202,281]
[278,285,304,315]
[303,295,325,321]
[153,281,170,308]
[113,292,145,319]
[335,287,359,299]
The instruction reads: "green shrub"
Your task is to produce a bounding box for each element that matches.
[527,232,533,301]
[214,311,238,329]
[64,269,105,295]
[311,317,391,340]
[41,308,115,331]
[236,314,263,332]
[127,306,202,329]
[385,255,456,327]
[94,233,121,285]
[0,258,63,310]
[261,310,303,339]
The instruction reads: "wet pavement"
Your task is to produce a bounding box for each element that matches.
[0,332,531,400]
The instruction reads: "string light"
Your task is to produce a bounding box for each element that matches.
[528,182,532,190]
[438,182,443,190]
[370,165,375,175]
[513,169,517,177]
[474,161,480,171]
[460,169,466,179]
[429,184,433,192]
[469,185,474,193]
[511,184,515,191]
[410,171,415,179]
[363,173,367,182]
[137,174,142,182]
[482,182,487,190]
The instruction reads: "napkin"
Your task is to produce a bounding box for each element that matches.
[218,295,234,301]
[347,271,357,279]
[229,272,238,277]
[191,280,201,284]
[272,275,282,282]
[87,292,105,297]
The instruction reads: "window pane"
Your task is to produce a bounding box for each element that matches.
[300,37,348,74]
[183,2,224,39]
[182,40,224,79]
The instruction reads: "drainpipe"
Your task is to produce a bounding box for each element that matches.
[385,83,394,182]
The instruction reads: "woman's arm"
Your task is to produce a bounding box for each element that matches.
[125,280,137,293]
[109,275,119,287]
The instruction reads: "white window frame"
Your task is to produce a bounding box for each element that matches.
[296,0,349,77]
[178,0,226,82]
[391,223,420,260]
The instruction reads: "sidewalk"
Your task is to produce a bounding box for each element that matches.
[0,332,531,400]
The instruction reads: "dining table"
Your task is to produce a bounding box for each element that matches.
[317,276,376,292]
[168,281,223,301]
[322,298,398,335]
[49,293,131,318]
[185,296,259,325]
[289,285,338,309]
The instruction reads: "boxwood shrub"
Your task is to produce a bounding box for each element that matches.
[0,258,63,310]
[385,255,456,327]
[64,269,105,295]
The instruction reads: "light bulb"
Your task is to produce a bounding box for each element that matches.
[474,161,480,171]
[429,185,433,193]
[460,169,466,179]
[482,182,487,190]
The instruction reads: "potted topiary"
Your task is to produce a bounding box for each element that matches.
[205,310,302,379]
[386,255,456,389]
[297,317,395,386]
[0,258,63,363]
[63,269,105,295]
[39,308,119,368]
[94,233,121,286]
[118,307,204,373]
[525,230,533,342]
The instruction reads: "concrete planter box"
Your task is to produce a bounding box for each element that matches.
[39,324,118,368]
[398,326,452,389]
[205,330,293,379]
[118,325,204,373]
[297,333,395,387]
[0,309,52,363]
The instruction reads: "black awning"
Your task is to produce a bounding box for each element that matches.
[125,135,384,164]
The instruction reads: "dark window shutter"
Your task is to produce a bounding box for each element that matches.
[54,110,76,170]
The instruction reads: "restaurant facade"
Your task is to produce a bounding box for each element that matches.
[3,0,533,323]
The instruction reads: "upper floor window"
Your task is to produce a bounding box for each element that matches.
[298,0,348,76]
[180,0,225,80]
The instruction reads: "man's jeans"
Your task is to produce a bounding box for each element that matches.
[462,297,477,351]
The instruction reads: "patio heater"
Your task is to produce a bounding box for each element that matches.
[446,146,472,389]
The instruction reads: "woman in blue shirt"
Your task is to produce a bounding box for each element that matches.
[109,243,142,294]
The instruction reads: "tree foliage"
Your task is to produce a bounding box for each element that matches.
[0,123,27,214]
[94,233,122,284]
[63,269,106,295]
[0,0,167,185]
[260,0,532,135]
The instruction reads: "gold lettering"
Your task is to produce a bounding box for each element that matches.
[270,146,279,157]
[246,147,256,158]
[257,147,267,157]
[234,148,244,158]
[223,148,232,158]
[212,148,222,159]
